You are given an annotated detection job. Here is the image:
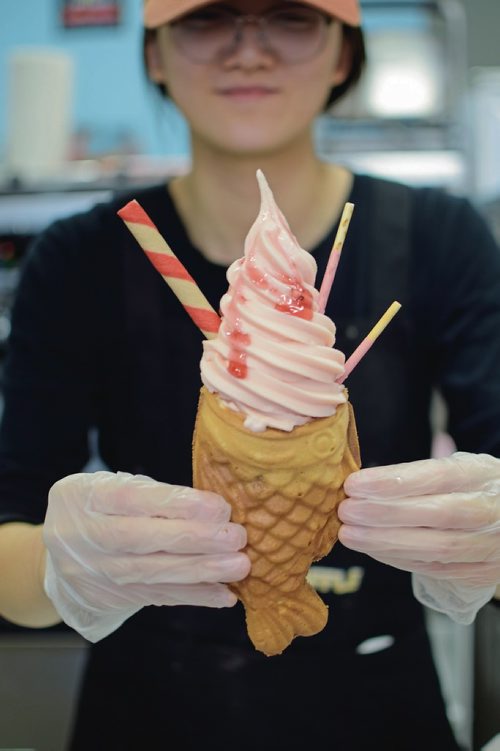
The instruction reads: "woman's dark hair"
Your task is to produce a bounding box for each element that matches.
[144,29,167,97]
[143,23,366,110]
[324,25,366,109]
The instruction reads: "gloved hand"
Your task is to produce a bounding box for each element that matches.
[43,471,250,642]
[338,452,500,625]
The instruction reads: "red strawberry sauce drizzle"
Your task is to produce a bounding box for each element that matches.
[227,329,251,379]
[225,255,314,380]
[275,280,313,320]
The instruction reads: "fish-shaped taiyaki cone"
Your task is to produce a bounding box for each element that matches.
[192,386,361,656]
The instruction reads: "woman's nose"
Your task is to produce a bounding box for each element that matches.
[222,21,276,68]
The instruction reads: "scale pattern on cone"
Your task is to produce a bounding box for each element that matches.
[193,387,360,656]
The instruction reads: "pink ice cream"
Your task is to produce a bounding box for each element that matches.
[200,170,346,432]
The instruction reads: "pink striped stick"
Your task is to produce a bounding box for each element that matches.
[118,200,221,339]
[318,202,355,313]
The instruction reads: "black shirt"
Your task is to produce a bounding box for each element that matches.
[1,174,499,750]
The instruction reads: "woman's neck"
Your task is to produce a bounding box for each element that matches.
[169,134,353,265]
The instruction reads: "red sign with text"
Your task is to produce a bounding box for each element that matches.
[62,0,121,27]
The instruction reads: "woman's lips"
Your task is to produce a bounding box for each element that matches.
[217,86,279,100]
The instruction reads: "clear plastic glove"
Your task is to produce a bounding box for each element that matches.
[43,471,250,642]
[339,452,500,625]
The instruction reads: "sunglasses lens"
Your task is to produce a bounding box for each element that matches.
[171,4,330,64]
[267,7,328,61]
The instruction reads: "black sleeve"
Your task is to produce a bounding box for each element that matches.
[0,209,109,525]
[414,190,500,455]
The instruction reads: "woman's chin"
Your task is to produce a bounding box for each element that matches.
[197,125,308,160]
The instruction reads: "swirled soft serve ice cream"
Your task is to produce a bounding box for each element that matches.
[192,170,360,656]
[200,169,346,432]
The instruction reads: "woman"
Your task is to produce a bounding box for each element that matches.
[0,1,499,748]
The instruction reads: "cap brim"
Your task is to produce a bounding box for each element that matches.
[144,0,214,28]
[309,1,361,27]
[144,0,361,29]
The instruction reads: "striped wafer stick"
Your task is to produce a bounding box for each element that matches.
[318,202,355,313]
[337,301,402,384]
[118,200,221,339]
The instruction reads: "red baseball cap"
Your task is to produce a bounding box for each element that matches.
[144,0,362,29]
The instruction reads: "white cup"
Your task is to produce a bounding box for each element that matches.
[6,48,74,182]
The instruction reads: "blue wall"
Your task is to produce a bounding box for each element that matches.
[1,0,189,158]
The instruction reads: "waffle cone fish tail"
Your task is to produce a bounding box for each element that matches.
[192,387,361,656]
[245,582,328,657]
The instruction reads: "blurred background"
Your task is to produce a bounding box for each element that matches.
[0,1,499,749]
